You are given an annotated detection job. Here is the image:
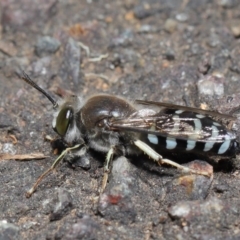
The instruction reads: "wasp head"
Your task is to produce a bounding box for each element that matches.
[20,72,83,145]
[52,95,83,144]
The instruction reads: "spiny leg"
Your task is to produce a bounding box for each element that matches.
[26,144,83,198]
[100,147,115,193]
[134,139,211,177]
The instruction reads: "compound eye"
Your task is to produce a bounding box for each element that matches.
[54,107,73,136]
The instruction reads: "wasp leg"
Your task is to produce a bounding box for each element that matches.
[100,147,115,193]
[26,144,83,198]
[65,145,91,169]
[134,140,211,177]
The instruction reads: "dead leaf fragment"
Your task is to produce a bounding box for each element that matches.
[0,153,47,161]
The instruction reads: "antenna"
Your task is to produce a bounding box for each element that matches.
[20,71,58,109]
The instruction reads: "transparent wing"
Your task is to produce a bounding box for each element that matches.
[135,100,236,121]
[109,110,235,143]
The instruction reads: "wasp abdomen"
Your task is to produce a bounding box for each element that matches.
[146,109,237,155]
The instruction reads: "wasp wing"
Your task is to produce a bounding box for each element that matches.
[109,110,235,143]
[135,100,236,121]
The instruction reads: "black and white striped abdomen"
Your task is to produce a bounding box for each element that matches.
[145,109,238,155]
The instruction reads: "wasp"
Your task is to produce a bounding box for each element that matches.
[20,72,239,197]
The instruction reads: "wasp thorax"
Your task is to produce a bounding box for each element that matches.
[80,95,136,130]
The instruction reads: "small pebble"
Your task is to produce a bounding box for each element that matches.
[49,188,73,221]
[35,36,61,56]
[197,73,224,96]
[2,143,17,155]
[230,24,240,37]
[175,13,189,22]
[218,0,236,8]
[0,220,19,239]
[164,19,177,33]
